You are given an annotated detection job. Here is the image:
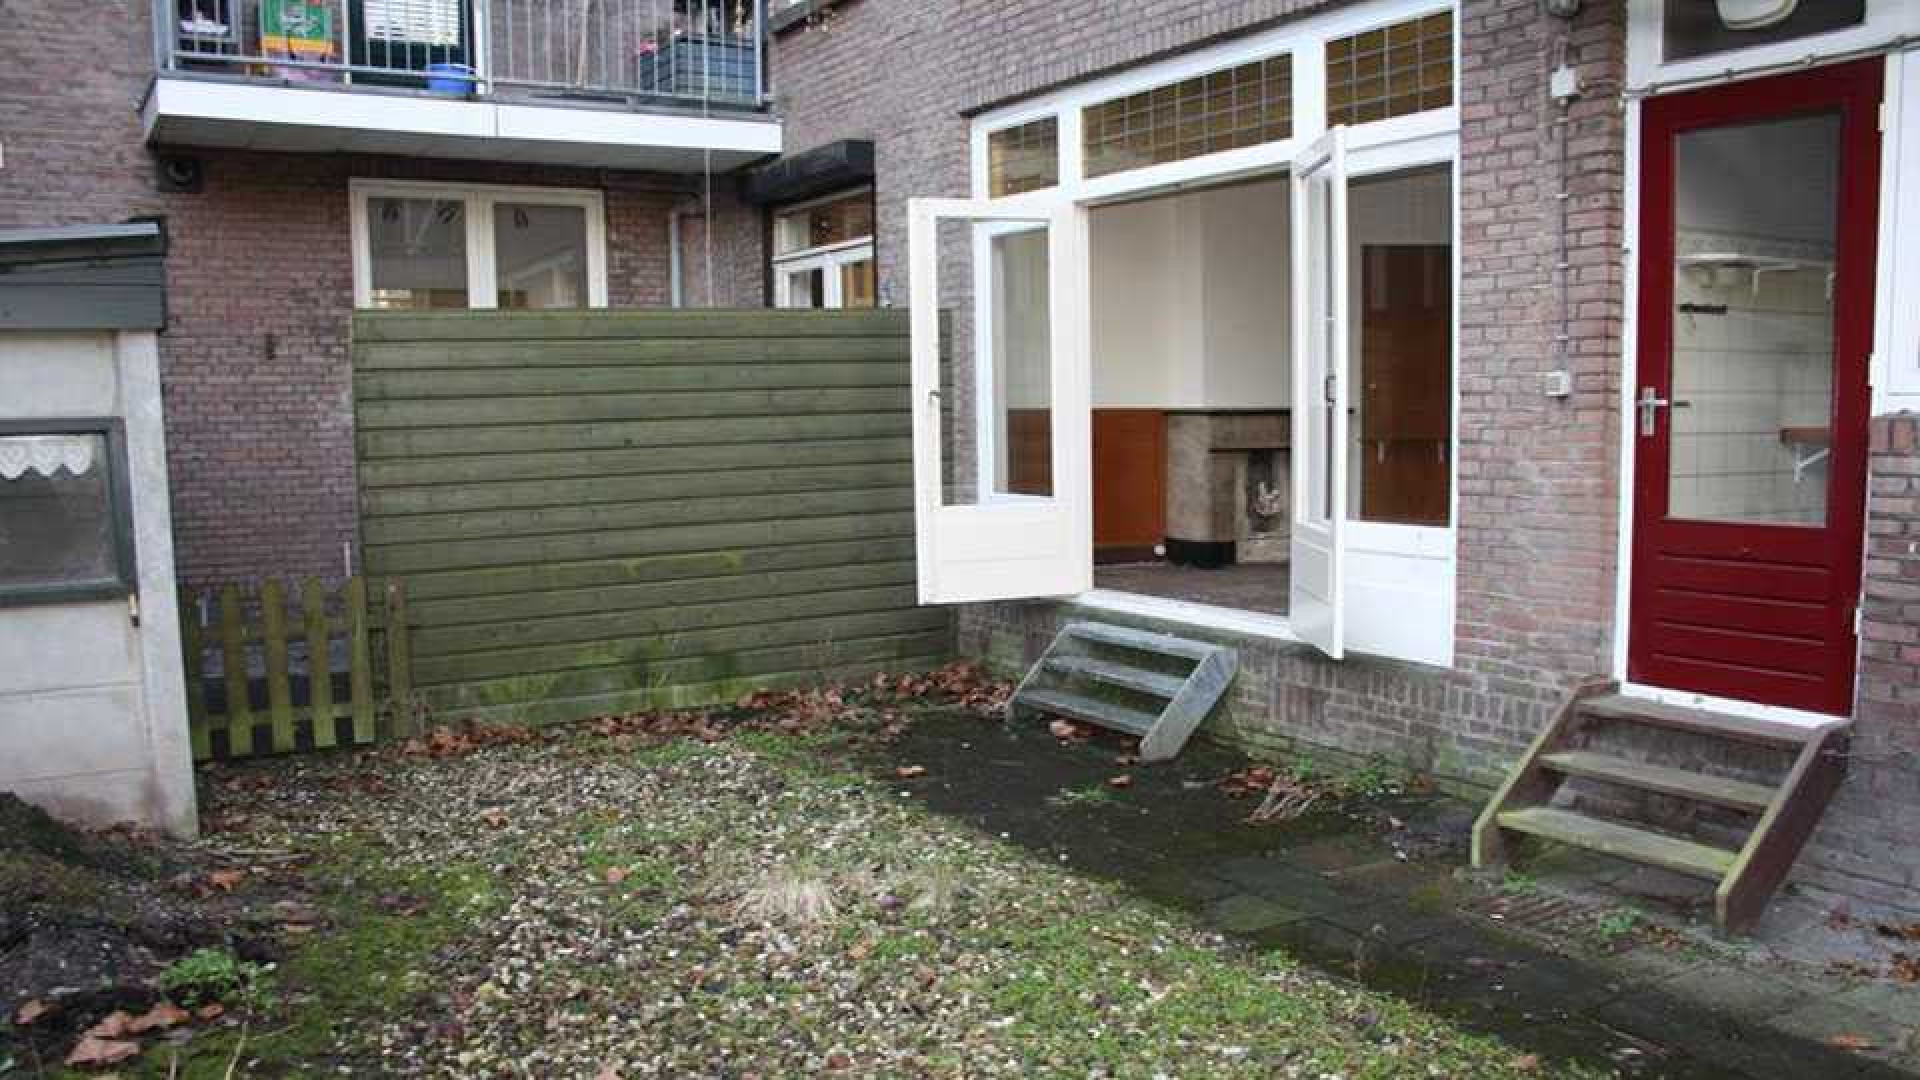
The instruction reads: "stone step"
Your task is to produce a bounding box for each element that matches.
[1042,655,1185,699]
[1496,805,1737,881]
[1017,686,1159,738]
[1578,694,1825,749]
[1540,751,1777,813]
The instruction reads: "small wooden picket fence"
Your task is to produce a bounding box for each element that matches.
[179,576,413,761]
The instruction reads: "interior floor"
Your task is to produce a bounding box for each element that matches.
[1093,561,1290,617]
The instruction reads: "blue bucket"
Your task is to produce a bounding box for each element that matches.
[426,63,476,96]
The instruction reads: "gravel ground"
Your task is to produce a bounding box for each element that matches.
[101,694,1602,1079]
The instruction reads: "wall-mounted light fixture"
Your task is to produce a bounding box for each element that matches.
[1718,0,1798,31]
[1542,0,1581,18]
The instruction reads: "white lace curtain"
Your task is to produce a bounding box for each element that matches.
[0,435,97,481]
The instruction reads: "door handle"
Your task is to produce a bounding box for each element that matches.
[1637,386,1672,437]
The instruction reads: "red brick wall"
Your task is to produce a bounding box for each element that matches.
[0,2,737,587]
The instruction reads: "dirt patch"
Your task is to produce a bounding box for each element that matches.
[0,795,296,1069]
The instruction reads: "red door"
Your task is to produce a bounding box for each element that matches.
[1630,60,1880,716]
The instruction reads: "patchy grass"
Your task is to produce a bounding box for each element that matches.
[20,708,1607,1078]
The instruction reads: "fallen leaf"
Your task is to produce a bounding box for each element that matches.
[478,808,510,829]
[1513,1053,1542,1071]
[194,1004,225,1022]
[1047,719,1080,740]
[594,1066,622,1080]
[894,765,927,780]
[1829,1033,1877,1051]
[65,1036,140,1068]
[82,1012,137,1040]
[206,869,246,892]
[126,1002,190,1034]
[1107,774,1134,788]
[604,865,630,885]
[14,999,48,1025]
[825,1051,852,1070]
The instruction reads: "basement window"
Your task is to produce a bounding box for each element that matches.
[0,422,135,607]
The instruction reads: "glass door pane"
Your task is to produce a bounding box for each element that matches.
[840,257,877,308]
[938,222,1053,505]
[367,196,467,309]
[1668,111,1840,525]
[494,203,588,309]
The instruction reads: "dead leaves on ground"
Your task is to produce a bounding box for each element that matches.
[58,1003,196,1069]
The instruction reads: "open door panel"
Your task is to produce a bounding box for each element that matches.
[1289,129,1350,659]
[908,197,1091,604]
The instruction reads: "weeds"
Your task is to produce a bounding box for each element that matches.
[157,947,270,1009]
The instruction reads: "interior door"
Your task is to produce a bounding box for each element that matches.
[909,197,1091,603]
[1290,129,1351,658]
[1630,61,1880,716]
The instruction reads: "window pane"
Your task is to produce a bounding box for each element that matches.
[495,202,589,309]
[936,220,1052,506]
[1326,12,1452,128]
[839,257,876,308]
[368,196,468,309]
[0,434,119,591]
[1349,168,1453,526]
[988,117,1060,196]
[993,228,1052,498]
[1083,56,1291,181]
[1668,111,1840,525]
[773,191,874,256]
[1663,0,1863,63]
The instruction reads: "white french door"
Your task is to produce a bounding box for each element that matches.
[1289,128,1351,659]
[908,197,1091,603]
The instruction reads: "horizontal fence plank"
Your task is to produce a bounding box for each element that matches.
[353,309,909,343]
[412,607,952,686]
[412,584,920,658]
[358,412,909,460]
[356,362,905,400]
[358,387,907,431]
[368,511,915,575]
[358,437,910,490]
[408,560,916,629]
[364,486,911,547]
[399,537,917,603]
[438,654,952,729]
[362,462,910,517]
[354,336,909,370]
[421,629,952,712]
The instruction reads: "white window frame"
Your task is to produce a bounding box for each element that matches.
[771,188,877,309]
[349,179,609,310]
[961,0,1460,668]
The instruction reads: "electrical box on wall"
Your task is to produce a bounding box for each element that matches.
[1550,65,1582,102]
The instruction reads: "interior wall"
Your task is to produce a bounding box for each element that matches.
[1347,167,1454,512]
[1090,178,1290,409]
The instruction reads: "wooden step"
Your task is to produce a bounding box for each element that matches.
[1540,750,1777,812]
[1496,806,1737,881]
[1017,686,1161,738]
[1578,694,1822,749]
[1066,621,1214,661]
[1043,655,1185,698]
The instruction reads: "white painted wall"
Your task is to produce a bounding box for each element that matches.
[0,331,196,836]
[1089,178,1291,409]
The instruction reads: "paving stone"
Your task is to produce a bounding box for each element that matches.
[1828,979,1920,1027]
[1768,996,1919,1069]
[1204,891,1311,935]
[1653,962,1825,1019]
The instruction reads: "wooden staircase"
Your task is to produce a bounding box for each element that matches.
[1010,622,1237,762]
[1473,687,1849,933]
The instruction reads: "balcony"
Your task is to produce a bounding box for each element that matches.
[143,0,780,171]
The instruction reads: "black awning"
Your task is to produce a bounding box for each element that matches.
[0,223,168,331]
[741,139,875,206]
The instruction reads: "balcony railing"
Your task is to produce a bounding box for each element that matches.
[159,0,766,109]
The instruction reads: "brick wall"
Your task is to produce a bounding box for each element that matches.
[0,2,733,586]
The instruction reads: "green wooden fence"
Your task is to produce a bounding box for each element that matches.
[180,575,412,760]
[351,310,950,726]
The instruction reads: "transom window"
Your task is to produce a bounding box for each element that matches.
[1082,55,1294,180]
[350,181,609,310]
[772,189,877,309]
[988,118,1060,196]
[1662,0,1865,63]
[1325,11,1453,127]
